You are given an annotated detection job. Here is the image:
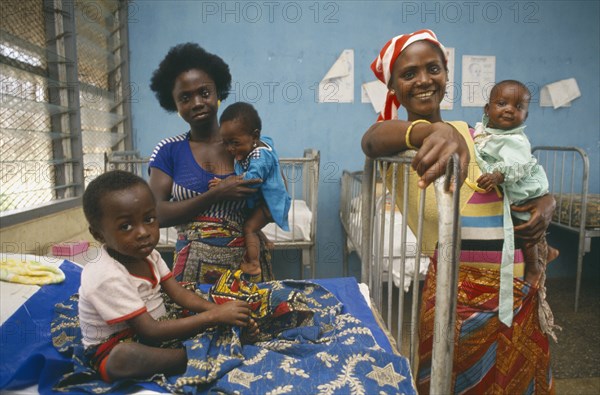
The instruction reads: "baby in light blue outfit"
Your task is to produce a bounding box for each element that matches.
[474,80,558,288]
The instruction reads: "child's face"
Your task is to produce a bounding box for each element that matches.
[485,84,530,130]
[220,119,257,161]
[91,184,159,262]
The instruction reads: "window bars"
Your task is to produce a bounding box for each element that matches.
[1,0,132,225]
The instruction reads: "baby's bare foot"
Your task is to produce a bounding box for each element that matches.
[241,260,261,276]
[547,246,559,263]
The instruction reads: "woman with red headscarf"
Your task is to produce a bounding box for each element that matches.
[362,30,556,394]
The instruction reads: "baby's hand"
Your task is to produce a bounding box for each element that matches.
[477,172,503,192]
[212,300,252,327]
[208,177,222,189]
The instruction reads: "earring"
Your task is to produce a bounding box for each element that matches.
[253,142,257,148]
[389,89,396,95]
[218,100,221,107]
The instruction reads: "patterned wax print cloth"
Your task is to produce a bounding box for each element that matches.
[149,132,274,285]
[172,216,273,284]
[209,270,318,343]
[51,276,415,394]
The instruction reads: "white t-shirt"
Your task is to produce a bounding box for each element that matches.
[78,246,173,348]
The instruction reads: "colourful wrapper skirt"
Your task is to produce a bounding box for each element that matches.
[417,259,554,394]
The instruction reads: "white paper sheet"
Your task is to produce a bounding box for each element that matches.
[540,78,580,108]
[461,55,496,107]
[318,49,354,103]
[361,79,388,113]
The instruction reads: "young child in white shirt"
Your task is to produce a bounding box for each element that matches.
[80,170,257,382]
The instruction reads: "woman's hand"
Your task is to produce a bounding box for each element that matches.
[512,193,556,243]
[211,175,261,200]
[412,122,470,189]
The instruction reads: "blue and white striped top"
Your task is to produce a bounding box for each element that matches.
[149,132,246,224]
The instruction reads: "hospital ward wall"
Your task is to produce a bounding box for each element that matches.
[0,208,94,257]
[128,1,599,280]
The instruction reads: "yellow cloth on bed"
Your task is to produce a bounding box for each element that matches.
[383,121,483,256]
[0,258,65,285]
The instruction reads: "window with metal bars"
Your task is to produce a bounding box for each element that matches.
[0,0,132,226]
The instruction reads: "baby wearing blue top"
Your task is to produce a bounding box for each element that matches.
[210,102,291,276]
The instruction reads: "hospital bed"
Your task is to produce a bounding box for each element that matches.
[532,146,600,311]
[105,149,321,279]
[0,252,416,394]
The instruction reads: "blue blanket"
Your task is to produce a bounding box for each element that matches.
[1,260,415,394]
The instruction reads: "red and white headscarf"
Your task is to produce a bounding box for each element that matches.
[371,29,447,122]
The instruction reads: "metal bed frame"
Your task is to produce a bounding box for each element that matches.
[273,149,320,278]
[342,152,461,394]
[533,146,600,311]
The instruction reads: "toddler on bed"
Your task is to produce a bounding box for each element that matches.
[473,80,559,286]
[79,170,257,382]
[209,102,291,276]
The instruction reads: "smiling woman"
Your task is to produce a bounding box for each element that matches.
[362,29,557,394]
[148,43,274,284]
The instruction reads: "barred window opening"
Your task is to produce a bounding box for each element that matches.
[1,0,131,220]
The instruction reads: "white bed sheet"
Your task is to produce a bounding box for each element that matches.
[262,199,312,242]
[158,199,312,245]
[347,197,430,292]
[0,253,78,326]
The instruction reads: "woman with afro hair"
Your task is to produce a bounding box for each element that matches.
[148,43,273,284]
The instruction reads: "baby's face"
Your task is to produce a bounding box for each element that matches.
[220,119,256,161]
[94,184,159,262]
[486,84,530,130]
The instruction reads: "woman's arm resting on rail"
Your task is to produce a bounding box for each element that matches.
[362,120,469,189]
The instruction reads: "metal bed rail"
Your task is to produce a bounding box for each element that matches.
[361,152,461,394]
[340,170,363,275]
[269,149,320,279]
[533,146,600,311]
[104,149,320,279]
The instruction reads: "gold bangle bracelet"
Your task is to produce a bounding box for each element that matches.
[405,119,431,150]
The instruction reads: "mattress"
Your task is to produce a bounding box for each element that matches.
[347,196,430,291]
[373,201,430,292]
[263,199,312,242]
[553,193,600,228]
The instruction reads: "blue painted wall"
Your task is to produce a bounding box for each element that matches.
[129,1,600,280]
